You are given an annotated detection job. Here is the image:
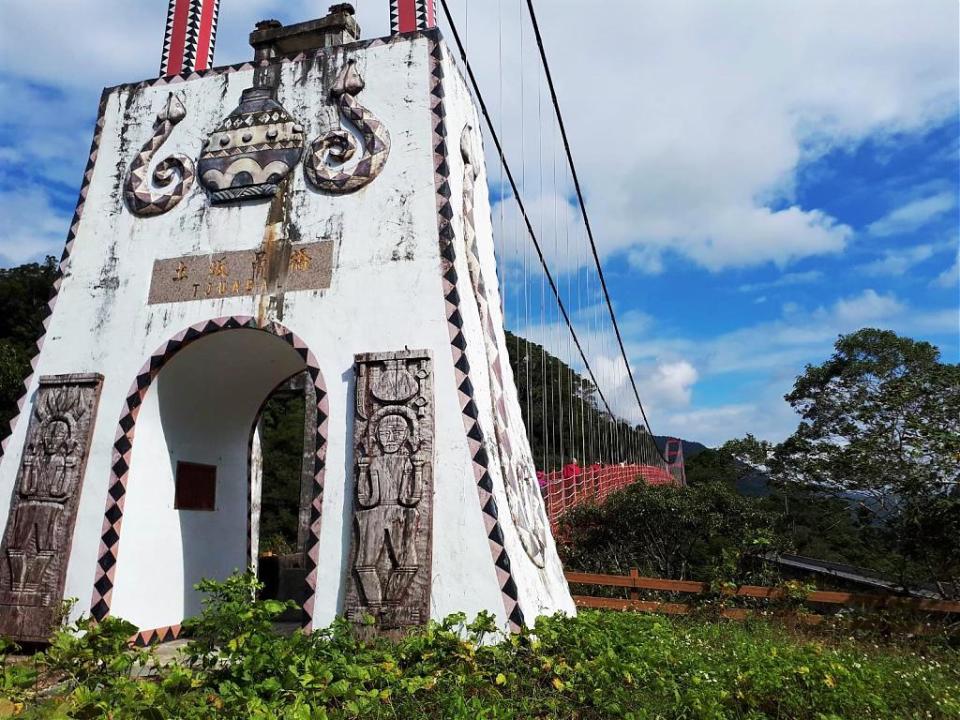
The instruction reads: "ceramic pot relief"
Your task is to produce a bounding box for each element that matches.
[198,88,305,203]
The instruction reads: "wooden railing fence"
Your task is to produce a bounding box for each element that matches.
[565,570,960,624]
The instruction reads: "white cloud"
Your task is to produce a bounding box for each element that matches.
[595,354,700,425]
[491,191,587,273]
[738,270,823,293]
[859,245,937,275]
[830,289,905,324]
[511,317,699,427]
[867,191,957,237]
[931,255,959,288]
[467,0,957,271]
[691,289,933,376]
[512,285,953,445]
[645,361,698,409]
[662,381,804,447]
[0,187,71,265]
[1,0,957,271]
[664,404,779,448]
[634,288,957,443]
[626,246,665,276]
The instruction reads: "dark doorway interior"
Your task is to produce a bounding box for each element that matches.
[256,372,315,615]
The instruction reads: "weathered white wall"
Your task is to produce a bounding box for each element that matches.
[0,33,573,634]
[109,330,305,630]
[439,48,576,618]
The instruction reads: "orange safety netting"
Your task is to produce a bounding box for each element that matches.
[540,464,678,533]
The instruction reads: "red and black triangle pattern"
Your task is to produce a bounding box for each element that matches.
[427,38,525,633]
[137,31,419,94]
[132,623,182,647]
[460,127,549,568]
[390,0,436,34]
[159,0,220,77]
[89,317,330,631]
[416,0,437,31]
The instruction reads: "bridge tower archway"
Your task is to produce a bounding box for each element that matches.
[91,318,328,639]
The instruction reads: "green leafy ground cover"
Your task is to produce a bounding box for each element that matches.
[3,575,958,719]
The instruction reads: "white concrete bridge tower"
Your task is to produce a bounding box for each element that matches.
[0,1,574,644]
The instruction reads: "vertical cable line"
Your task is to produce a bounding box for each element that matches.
[522,0,666,463]
[438,0,619,423]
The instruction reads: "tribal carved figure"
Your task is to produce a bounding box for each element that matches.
[124,94,196,216]
[460,127,548,568]
[0,374,103,642]
[347,351,433,630]
[304,60,391,194]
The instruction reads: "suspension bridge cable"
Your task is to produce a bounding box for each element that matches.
[437,0,619,422]
[522,0,665,458]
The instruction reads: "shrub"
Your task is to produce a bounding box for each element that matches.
[3,574,957,719]
[558,481,783,585]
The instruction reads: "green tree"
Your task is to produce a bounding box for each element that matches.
[0,257,57,429]
[559,481,783,583]
[771,328,960,593]
[258,387,306,554]
[722,434,774,468]
[504,330,665,471]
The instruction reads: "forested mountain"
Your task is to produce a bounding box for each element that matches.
[503,331,666,471]
[0,257,58,430]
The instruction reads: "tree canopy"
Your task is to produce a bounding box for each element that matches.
[504,331,664,471]
[760,329,960,594]
[0,257,57,429]
[772,328,959,502]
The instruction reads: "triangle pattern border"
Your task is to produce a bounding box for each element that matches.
[88,318,329,632]
[427,37,524,633]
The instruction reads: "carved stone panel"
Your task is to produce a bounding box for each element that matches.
[0,374,103,642]
[345,350,433,631]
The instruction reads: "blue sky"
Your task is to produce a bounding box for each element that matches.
[0,1,957,446]
[602,115,959,439]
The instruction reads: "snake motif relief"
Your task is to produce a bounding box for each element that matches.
[304,60,391,194]
[123,93,195,217]
[460,127,549,568]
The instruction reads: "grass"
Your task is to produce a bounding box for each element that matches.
[2,574,958,719]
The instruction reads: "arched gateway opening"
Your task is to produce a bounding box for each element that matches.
[89,318,328,641]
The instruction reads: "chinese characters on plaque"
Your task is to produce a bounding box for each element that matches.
[148,241,334,304]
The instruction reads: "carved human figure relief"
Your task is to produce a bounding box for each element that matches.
[346,351,433,630]
[0,374,103,642]
[123,94,195,216]
[460,127,548,568]
[304,60,391,194]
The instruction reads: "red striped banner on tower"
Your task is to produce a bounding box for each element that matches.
[390,0,437,34]
[160,0,221,76]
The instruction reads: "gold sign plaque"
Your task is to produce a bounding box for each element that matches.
[148,241,334,304]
